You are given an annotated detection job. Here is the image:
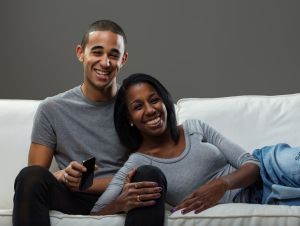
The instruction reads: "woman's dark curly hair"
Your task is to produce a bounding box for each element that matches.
[114,73,179,151]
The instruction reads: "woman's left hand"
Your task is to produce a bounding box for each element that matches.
[173,178,228,214]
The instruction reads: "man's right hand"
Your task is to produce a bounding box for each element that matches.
[56,161,87,191]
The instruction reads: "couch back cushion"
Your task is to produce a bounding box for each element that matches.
[176,94,300,153]
[0,100,40,209]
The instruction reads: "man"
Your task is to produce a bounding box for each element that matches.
[13,20,162,226]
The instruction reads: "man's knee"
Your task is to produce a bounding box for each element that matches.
[14,165,52,192]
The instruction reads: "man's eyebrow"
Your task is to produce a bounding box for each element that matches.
[90,46,103,51]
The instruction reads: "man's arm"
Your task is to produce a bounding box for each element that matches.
[85,177,113,194]
[28,143,66,183]
[28,143,113,193]
[28,143,54,168]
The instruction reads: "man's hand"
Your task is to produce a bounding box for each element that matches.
[55,161,87,191]
[173,178,228,214]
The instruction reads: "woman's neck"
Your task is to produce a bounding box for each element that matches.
[138,126,185,159]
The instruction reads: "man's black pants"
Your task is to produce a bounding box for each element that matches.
[13,165,167,226]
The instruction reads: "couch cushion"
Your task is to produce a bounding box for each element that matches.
[1,204,300,226]
[176,94,300,153]
[0,100,40,209]
[169,203,300,226]
[0,209,125,226]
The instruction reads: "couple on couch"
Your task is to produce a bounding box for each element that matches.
[13,20,300,226]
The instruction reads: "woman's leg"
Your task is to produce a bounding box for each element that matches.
[125,165,167,226]
[13,165,99,226]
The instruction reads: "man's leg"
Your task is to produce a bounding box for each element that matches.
[13,165,99,226]
[125,165,167,226]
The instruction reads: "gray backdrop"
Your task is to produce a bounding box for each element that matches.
[1,0,299,101]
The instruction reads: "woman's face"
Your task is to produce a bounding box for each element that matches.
[126,82,168,138]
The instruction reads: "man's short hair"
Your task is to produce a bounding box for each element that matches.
[81,19,127,50]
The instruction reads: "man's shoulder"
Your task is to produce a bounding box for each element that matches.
[39,86,81,110]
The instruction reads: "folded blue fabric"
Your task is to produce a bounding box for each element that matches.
[253,143,300,205]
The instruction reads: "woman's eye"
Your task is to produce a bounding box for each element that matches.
[151,98,160,104]
[133,104,142,110]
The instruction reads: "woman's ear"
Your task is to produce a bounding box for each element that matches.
[127,114,134,127]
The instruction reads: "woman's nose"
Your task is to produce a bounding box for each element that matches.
[145,103,156,115]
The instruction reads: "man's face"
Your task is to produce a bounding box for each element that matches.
[77,30,128,92]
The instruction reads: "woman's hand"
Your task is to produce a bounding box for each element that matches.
[173,163,260,214]
[54,161,86,191]
[173,178,228,214]
[96,168,162,215]
[115,182,161,213]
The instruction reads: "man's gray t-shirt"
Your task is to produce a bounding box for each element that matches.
[91,119,260,212]
[31,85,129,178]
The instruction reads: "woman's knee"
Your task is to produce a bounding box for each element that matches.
[134,165,167,189]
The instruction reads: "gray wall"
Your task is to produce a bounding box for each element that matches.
[1,0,299,101]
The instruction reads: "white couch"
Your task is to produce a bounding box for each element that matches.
[1,94,300,226]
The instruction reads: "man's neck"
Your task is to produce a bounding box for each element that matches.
[80,83,117,102]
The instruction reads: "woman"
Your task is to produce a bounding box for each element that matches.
[91,73,261,225]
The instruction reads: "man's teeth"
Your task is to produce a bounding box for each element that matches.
[95,69,109,75]
[145,117,160,125]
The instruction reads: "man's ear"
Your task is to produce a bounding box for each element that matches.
[76,45,84,62]
[121,51,129,67]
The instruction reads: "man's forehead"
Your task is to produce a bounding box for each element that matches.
[88,30,124,41]
[87,30,125,49]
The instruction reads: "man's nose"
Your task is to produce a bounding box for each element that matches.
[100,55,110,67]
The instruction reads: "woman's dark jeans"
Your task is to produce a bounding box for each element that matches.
[125,165,167,226]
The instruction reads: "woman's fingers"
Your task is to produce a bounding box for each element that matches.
[125,168,137,184]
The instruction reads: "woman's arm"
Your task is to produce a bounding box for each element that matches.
[173,162,260,214]
[94,170,160,215]
[195,120,260,168]
[91,155,162,215]
[221,162,260,190]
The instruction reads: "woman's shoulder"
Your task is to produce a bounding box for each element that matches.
[181,119,207,135]
[127,152,152,165]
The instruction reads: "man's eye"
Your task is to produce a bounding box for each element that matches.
[110,54,120,59]
[92,51,102,56]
